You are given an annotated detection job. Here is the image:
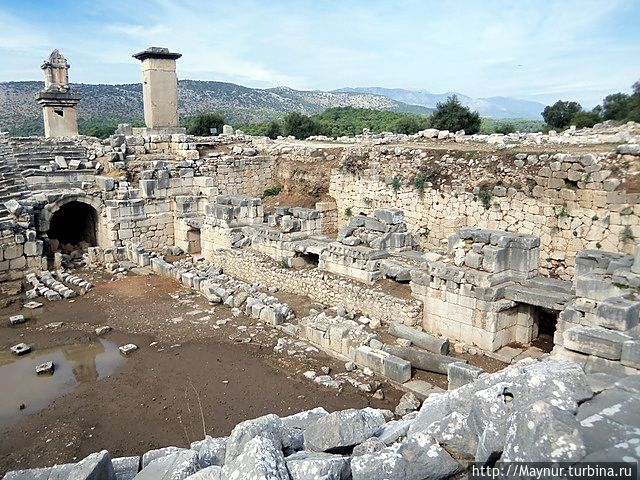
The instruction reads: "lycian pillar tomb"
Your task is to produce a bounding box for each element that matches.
[35,50,81,138]
[132,47,184,134]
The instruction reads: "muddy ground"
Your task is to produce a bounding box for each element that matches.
[0,271,404,475]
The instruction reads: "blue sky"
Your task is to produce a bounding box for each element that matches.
[1,0,638,107]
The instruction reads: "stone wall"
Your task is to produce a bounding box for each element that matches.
[204,248,422,327]
[330,146,640,279]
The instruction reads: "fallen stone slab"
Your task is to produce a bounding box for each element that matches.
[225,413,293,463]
[502,400,585,462]
[9,314,26,325]
[221,436,290,480]
[24,301,43,309]
[350,433,462,480]
[388,322,449,355]
[304,408,386,452]
[190,436,226,468]
[394,392,420,416]
[141,447,187,469]
[112,456,140,480]
[46,322,64,329]
[285,451,351,480]
[35,361,54,375]
[134,450,198,480]
[10,343,31,356]
[67,449,116,480]
[183,466,222,479]
[383,344,460,374]
[447,362,484,390]
[282,407,329,430]
[119,344,138,355]
[563,326,630,360]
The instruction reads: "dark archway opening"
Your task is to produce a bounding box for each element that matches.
[48,201,98,253]
[531,307,558,352]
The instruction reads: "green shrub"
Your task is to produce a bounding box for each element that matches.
[262,185,282,197]
[279,258,290,269]
[622,225,635,243]
[477,189,492,209]
[391,176,402,194]
[570,110,602,128]
[430,95,481,134]
[495,122,515,134]
[344,207,353,217]
[186,112,226,136]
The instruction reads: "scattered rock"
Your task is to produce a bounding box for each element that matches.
[35,361,54,375]
[10,343,31,356]
[118,344,138,355]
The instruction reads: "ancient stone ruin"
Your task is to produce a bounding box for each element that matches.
[1,48,639,479]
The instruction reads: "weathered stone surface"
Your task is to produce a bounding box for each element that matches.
[594,296,640,331]
[183,466,222,479]
[352,437,386,456]
[304,408,386,452]
[221,436,290,480]
[350,433,462,480]
[68,450,116,480]
[112,456,140,480]
[563,326,630,360]
[190,436,227,468]
[141,447,187,468]
[134,450,198,480]
[225,414,292,462]
[502,400,585,462]
[447,362,483,390]
[285,452,351,480]
[281,407,329,430]
[425,411,478,456]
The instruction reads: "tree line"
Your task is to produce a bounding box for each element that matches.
[542,80,640,129]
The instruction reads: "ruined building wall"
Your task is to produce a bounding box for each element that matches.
[204,248,422,326]
[330,146,640,279]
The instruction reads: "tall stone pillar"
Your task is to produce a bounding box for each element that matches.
[35,50,81,138]
[132,47,184,133]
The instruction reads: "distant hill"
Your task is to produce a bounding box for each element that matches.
[334,87,546,119]
[0,80,433,135]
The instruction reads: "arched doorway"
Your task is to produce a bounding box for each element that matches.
[48,201,98,252]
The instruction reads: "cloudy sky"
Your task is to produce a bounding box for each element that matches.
[1,0,638,107]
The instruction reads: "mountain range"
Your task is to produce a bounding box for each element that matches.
[0,80,544,135]
[334,87,545,119]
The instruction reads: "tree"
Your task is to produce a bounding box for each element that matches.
[602,93,631,120]
[282,112,322,139]
[187,113,226,136]
[430,95,481,134]
[394,115,428,134]
[627,80,640,122]
[570,110,601,129]
[542,100,582,129]
[265,121,282,139]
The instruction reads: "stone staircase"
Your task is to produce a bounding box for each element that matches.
[9,137,88,174]
[0,136,31,220]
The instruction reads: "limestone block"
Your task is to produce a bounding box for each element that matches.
[621,340,640,369]
[595,297,640,331]
[447,362,484,390]
[563,326,630,360]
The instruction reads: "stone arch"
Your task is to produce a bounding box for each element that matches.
[38,194,107,251]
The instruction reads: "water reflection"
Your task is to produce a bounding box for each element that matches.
[0,339,126,431]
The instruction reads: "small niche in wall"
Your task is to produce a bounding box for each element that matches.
[54,108,64,117]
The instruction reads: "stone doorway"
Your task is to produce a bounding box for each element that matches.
[186,228,201,254]
[48,201,98,253]
[531,306,558,352]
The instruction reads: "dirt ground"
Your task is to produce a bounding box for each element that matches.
[0,271,403,475]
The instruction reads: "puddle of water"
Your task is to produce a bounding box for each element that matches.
[0,339,126,431]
